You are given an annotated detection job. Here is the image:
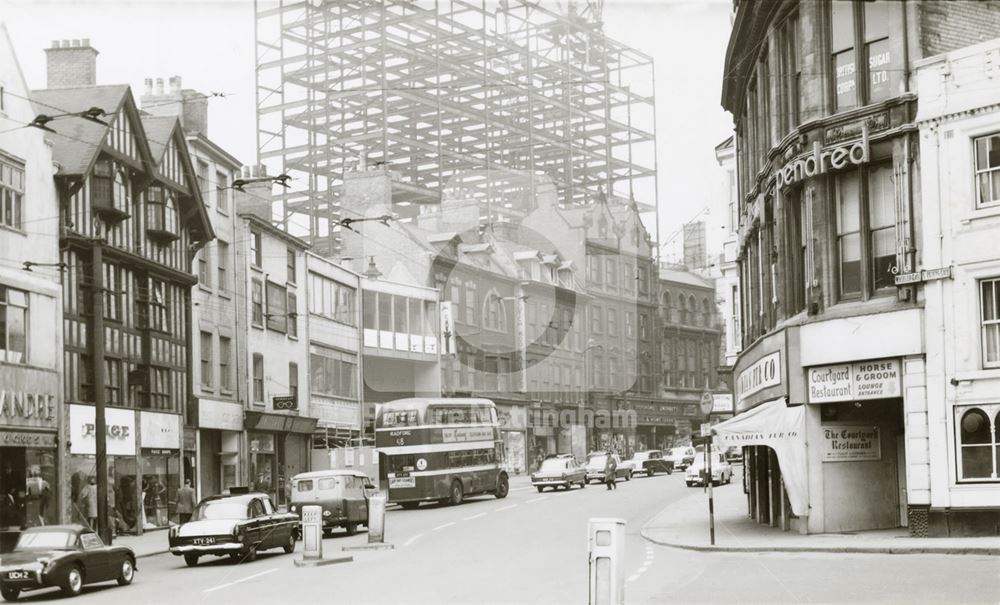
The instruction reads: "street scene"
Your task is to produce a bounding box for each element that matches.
[1,0,1000,603]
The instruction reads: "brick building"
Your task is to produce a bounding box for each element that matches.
[719,0,1000,536]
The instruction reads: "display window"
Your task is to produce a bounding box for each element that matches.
[0,447,57,529]
[141,450,179,528]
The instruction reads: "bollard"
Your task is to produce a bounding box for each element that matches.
[294,505,353,567]
[342,491,395,551]
[588,518,625,605]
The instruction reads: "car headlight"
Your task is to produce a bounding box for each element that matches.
[323,510,331,517]
[290,505,297,512]
[41,558,56,574]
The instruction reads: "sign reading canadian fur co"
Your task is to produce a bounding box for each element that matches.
[822,425,881,462]
[808,358,901,403]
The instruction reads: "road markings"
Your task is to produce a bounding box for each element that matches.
[627,574,641,583]
[433,522,456,531]
[495,504,518,512]
[463,512,488,521]
[525,496,546,503]
[203,568,279,593]
[403,533,423,547]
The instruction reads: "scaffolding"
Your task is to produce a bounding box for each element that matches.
[255,0,657,254]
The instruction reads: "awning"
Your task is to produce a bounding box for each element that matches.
[244,411,318,434]
[711,397,808,516]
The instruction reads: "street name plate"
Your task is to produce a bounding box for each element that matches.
[894,272,921,285]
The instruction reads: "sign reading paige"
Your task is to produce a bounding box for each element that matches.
[776,127,869,189]
[822,425,881,462]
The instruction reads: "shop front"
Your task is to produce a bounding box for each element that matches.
[195,398,244,499]
[244,411,317,509]
[496,403,527,475]
[0,366,61,552]
[138,411,181,528]
[67,405,138,534]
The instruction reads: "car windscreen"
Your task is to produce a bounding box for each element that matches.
[633,452,650,461]
[318,477,344,492]
[16,531,76,550]
[539,459,567,472]
[586,454,607,467]
[192,500,249,521]
[296,480,313,492]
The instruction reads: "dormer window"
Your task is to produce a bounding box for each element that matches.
[146,185,179,243]
[91,159,130,222]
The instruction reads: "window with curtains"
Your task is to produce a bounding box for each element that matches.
[974,134,1000,209]
[956,405,999,481]
[0,285,27,364]
[981,278,1000,368]
[252,353,264,402]
[830,0,898,112]
[835,164,896,300]
[200,331,213,388]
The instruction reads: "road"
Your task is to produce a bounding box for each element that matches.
[10,470,999,605]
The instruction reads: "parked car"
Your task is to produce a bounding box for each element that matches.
[627,450,674,476]
[531,456,586,491]
[0,525,135,601]
[665,446,696,470]
[685,451,733,487]
[583,452,632,484]
[168,492,299,567]
[289,470,376,536]
[724,446,744,464]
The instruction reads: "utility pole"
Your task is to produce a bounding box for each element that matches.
[90,237,110,544]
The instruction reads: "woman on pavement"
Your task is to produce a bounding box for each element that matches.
[604,450,617,490]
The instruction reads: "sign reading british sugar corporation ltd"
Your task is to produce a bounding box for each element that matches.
[808,358,901,403]
[736,351,782,404]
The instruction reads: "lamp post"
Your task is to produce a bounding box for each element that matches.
[584,339,603,450]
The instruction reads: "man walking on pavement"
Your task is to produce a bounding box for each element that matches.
[604,450,617,490]
[176,479,197,524]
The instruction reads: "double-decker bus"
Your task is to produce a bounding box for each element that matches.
[375,398,510,508]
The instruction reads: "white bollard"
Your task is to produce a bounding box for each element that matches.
[368,491,387,544]
[588,518,625,605]
[301,505,323,560]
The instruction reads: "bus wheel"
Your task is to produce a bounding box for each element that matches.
[345,523,358,536]
[449,480,464,506]
[495,474,509,499]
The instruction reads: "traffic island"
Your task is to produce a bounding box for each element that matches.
[294,554,354,568]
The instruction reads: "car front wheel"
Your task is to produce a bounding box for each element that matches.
[184,554,199,567]
[117,557,135,586]
[283,531,296,554]
[61,565,83,596]
[536,486,544,493]
[1,586,21,601]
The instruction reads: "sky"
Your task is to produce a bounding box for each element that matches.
[0,0,735,262]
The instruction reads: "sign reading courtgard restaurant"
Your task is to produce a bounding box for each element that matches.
[774,127,869,189]
[736,351,782,408]
[808,358,901,404]
[822,425,881,462]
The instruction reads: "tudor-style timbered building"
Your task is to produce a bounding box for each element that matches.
[33,83,213,531]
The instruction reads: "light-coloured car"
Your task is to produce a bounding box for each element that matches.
[583,452,632,483]
[627,450,674,476]
[532,456,586,492]
[685,451,733,487]
[665,446,696,470]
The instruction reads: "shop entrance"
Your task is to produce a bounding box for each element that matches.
[0,446,56,529]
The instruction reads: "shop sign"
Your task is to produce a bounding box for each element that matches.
[249,432,275,453]
[712,394,734,414]
[0,430,57,448]
[736,351,782,403]
[775,127,869,188]
[198,399,243,431]
[0,364,59,430]
[822,425,881,462]
[808,359,901,403]
[69,404,136,456]
[140,411,181,449]
[273,394,297,411]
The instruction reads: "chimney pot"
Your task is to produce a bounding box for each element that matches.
[50,40,60,49]
[155,78,164,95]
[144,78,153,95]
[82,38,90,47]
[169,76,181,92]
[71,39,81,47]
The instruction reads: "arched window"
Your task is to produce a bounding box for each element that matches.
[702,298,712,326]
[483,292,507,332]
[958,407,997,480]
[113,165,129,211]
[688,296,697,326]
[164,192,177,234]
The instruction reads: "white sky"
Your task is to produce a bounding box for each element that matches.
[1,0,734,260]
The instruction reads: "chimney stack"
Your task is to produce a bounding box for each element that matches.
[155,78,164,95]
[44,38,99,88]
[234,165,273,222]
[139,74,209,135]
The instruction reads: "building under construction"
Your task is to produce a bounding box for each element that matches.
[255,0,657,254]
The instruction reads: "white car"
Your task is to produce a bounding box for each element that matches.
[685,451,733,487]
[665,446,696,470]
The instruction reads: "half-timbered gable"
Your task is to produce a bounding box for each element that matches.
[33,84,213,415]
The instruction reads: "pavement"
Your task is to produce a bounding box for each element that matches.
[641,466,1000,556]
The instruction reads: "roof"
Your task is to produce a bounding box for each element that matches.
[659,267,715,289]
[139,115,177,163]
[203,492,268,504]
[292,470,371,480]
[31,84,132,176]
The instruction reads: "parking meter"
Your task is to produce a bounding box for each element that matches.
[301,505,322,560]
[588,518,625,605]
[368,491,387,544]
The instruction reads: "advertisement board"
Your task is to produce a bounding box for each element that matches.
[821,425,881,462]
[808,359,901,403]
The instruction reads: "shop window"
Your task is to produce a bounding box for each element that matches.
[0,285,28,364]
[253,353,264,403]
[974,133,1000,209]
[0,447,56,528]
[956,405,999,481]
[981,278,1000,368]
[0,157,24,230]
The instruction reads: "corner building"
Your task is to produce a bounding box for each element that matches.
[720,0,1000,535]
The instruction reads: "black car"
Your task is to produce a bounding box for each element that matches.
[0,525,136,601]
[168,492,298,567]
[627,450,675,476]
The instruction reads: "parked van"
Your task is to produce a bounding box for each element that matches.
[290,470,376,536]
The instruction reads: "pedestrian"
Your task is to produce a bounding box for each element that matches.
[79,476,98,529]
[176,479,197,524]
[604,450,617,491]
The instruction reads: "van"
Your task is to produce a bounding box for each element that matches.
[289,470,376,536]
